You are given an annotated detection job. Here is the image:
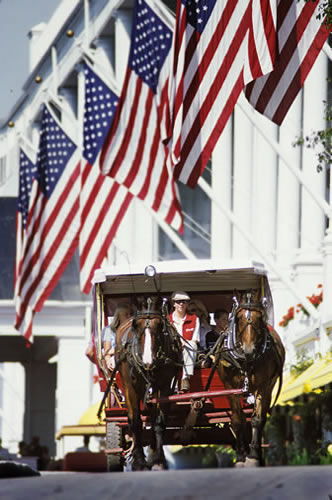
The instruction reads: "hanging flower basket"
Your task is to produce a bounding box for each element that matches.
[279,285,323,328]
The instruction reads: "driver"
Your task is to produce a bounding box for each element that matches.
[169,291,200,393]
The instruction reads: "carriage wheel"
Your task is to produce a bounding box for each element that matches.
[106,422,124,472]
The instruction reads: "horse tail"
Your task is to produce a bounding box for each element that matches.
[270,370,283,411]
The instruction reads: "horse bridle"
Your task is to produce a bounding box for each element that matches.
[226,293,270,364]
[130,297,182,376]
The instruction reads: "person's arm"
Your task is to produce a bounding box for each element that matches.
[103,340,114,369]
[85,342,96,364]
[192,317,200,345]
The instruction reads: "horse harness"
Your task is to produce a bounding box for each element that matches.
[204,295,274,394]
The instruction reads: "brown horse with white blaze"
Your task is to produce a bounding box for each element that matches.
[217,290,285,466]
[115,296,183,471]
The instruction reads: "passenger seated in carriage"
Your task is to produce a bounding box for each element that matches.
[103,303,131,371]
[85,301,131,371]
[203,308,229,368]
[205,309,229,349]
[169,291,200,393]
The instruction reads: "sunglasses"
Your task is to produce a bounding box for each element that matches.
[174,300,188,304]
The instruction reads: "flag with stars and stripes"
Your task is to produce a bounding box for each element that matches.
[15,143,37,297]
[15,104,81,342]
[244,0,331,125]
[99,0,183,232]
[167,0,277,187]
[80,62,134,294]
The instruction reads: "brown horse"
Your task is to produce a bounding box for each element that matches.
[115,296,183,471]
[217,290,285,466]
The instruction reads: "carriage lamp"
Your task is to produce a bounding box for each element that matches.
[144,265,156,278]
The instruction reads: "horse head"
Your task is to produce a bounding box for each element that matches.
[230,290,268,362]
[132,295,168,371]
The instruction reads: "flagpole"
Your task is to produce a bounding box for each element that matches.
[197,176,320,320]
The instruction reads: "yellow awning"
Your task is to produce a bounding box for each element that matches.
[56,424,105,439]
[78,401,105,425]
[309,358,332,390]
[56,401,106,440]
[272,371,298,406]
[280,357,329,402]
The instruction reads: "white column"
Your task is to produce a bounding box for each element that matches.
[211,118,232,259]
[300,51,327,255]
[322,171,332,327]
[276,94,302,268]
[232,105,253,257]
[56,337,93,457]
[1,363,25,453]
[293,52,327,295]
[251,115,278,255]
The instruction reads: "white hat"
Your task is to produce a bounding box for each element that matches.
[171,291,190,301]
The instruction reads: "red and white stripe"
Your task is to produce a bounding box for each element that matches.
[245,0,330,125]
[80,156,133,294]
[100,3,183,233]
[15,110,80,342]
[168,0,277,187]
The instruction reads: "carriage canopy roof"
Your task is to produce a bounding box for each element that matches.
[92,259,270,297]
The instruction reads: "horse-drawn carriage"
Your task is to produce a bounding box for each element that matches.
[91,260,284,471]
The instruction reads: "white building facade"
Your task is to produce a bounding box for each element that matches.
[0,0,331,458]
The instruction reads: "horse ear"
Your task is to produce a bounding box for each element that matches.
[132,296,138,309]
[232,289,240,309]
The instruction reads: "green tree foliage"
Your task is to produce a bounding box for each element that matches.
[294,102,332,172]
[304,0,332,26]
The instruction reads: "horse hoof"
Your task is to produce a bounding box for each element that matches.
[151,464,166,471]
[132,463,150,472]
[235,461,245,468]
[244,457,259,468]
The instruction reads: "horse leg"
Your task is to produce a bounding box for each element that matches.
[124,383,149,471]
[229,395,249,466]
[247,391,271,466]
[147,409,168,471]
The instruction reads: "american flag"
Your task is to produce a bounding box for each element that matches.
[167,0,277,187]
[245,0,331,125]
[100,0,183,232]
[80,62,134,294]
[15,105,81,342]
[15,144,37,295]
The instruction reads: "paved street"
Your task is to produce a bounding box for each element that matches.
[1,466,332,500]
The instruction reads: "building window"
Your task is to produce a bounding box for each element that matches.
[158,165,211,260]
